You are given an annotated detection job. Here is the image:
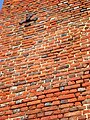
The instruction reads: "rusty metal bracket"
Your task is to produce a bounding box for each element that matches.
[19,13,38,27]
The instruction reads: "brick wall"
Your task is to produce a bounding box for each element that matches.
[0,0,90,120]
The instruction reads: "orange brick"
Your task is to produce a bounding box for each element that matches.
[53,110,61,115]
[42,97,58,103]
[37,104,44,108]
[75,102,81,106]
[27,109,41,114]
[42,106,58,112]
[64,111,81,117]
[21,107,28,111]
[68,98,77,103]
[52,100,60,105]
[58,94,75,100]
[27,100,41,106]
[28,114,36,119]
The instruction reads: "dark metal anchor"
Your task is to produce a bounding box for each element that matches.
[19,13,38,27]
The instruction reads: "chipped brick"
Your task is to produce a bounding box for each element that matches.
[78,88,86,92]
[45,102,52,106]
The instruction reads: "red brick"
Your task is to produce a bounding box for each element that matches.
[75,92,80,97]
[75,102,81,106]
[69,89,77,93]
[42,106,58,112]
[61,108,70,114]
[0,99,11,104]
[65,84,80,90]
[53,110,61,115]
[44,88,59,94]
[64,111,81,117]
[11,103,26,109]
[83,110,90,114]
[0,0,90,119]
[0,106,10,112]
[37,112,44,117]
[45,111,53,116]
[78,96,86,101]
[38,95,45,99]
[29,105,36,110]
[82,82,90,87]
[69,116,77,120]
[59,103,74,109]
[78,115,86,120]
[28,114,36,119]
[31,118,40,120]
[46,93,54,97]
[42,97,58,103]
[37,104,44,108]
[21,107,28,111]
[13,95,26,101]
[57,114,63,119]
[9,112,25,118]
[68,98,77,103]
[0,116,8,120]
[58,94,75,100]
[5,110,12,115]
[88,114,90,118]
[52,100,60,105]
[41,116,50,120]
[82,74,90,79]
[49,115,58,119]
[27,109,41,115]
[27,100,41,106]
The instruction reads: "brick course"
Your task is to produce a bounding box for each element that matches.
[0,0,90,119]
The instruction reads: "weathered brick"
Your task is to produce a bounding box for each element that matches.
[59,103,74,109]
[28,114,36,119]
[37,112,44,118]
[69,116,77,120]
[45,111,53,116]
[82,99,90,104]
[78,115,86,120]
[9,112,25,118]
[16,99,23,104]
[78,88,86,92]
[61,99,68,104]
[61,118,68,120]
[64,111,81,117]
[61,108,70,114]
[13,108,20,114]
[0,0,90,119]
[69,107,78,112]
[45,102,52,106]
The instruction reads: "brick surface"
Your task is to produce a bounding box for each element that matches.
[0,0,90,119]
